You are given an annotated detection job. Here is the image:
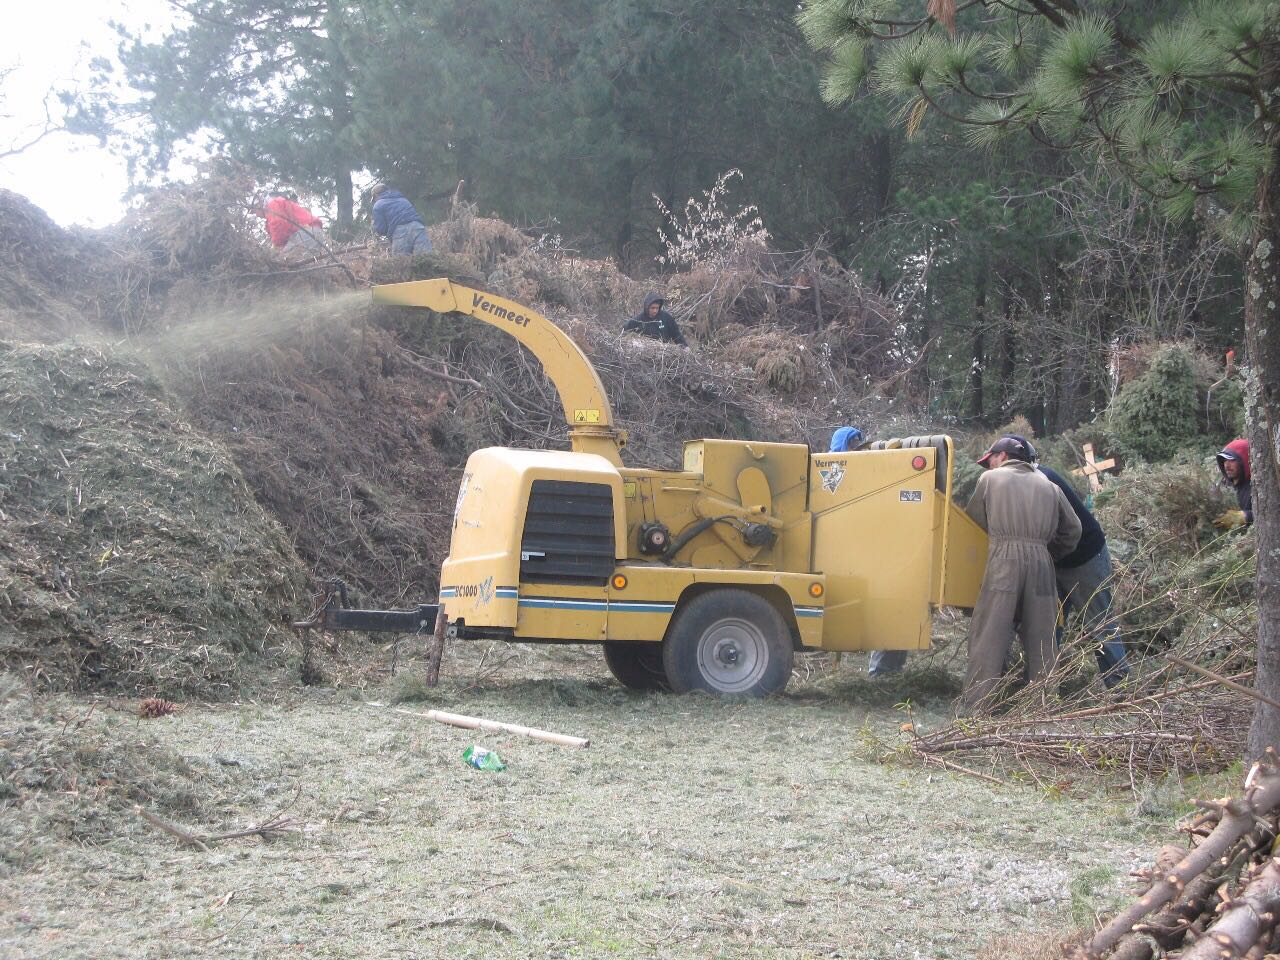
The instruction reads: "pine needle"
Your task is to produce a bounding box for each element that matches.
[928,0,957,36]
[906,98,929,138]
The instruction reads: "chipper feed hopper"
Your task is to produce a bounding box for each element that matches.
[295,279,988,696]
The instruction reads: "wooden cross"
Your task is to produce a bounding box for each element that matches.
[1072,443,1116,493]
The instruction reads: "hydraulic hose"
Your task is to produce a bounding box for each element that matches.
[661,516,738,563]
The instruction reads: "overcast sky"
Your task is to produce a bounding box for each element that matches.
[0,0,175,228]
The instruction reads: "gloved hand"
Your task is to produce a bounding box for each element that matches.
[1214,509,1248,530]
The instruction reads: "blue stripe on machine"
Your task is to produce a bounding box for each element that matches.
[519,598,607,611]
[517,596,675,613]
[440,587,517,599]
[449,588,816,618]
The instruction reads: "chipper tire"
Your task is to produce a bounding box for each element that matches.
[662,589,793,697]
[602,641,671,691]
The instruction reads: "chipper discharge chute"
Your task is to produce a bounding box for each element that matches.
[294,279,988,697]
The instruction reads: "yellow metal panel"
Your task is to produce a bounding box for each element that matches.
[626,440,813,570]
[810,449,937,652]
[514,582,608,641]
[941,503,987,607]
[683,439,810,507]
[440,447,625,626]
[618,469,701,562]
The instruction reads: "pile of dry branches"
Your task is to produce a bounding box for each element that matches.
[909,670,1250,789]
[1069,750,1280,959]
[907,646,1255,792]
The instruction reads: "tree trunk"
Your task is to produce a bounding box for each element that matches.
[1000,290,1016,415]
[1246,115,1280,760]
[969,274,986,421]
[336,167,353,233]
[322,10,355,235]
[868,131,893,222]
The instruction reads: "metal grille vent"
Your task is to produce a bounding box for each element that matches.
[519,480,615,585]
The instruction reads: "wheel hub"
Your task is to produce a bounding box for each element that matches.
[696,617,768,693]
[714,641,741,666]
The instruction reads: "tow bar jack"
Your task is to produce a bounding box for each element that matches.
[291,579,451,686]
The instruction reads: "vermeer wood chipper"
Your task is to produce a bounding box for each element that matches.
[294,279,988,696]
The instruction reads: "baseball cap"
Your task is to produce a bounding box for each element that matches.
[1004,434,1038,461]
[977,436,1031,467]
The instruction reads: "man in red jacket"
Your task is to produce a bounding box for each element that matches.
[262,194,325,254]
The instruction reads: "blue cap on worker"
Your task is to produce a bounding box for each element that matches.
[829,426,864,452]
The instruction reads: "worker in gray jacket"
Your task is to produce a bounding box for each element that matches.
[963,437,1082,712]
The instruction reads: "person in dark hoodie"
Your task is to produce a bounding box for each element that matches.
[1005,435,1130,689]
[1215,438,1254,529]
[371,184,433,255]
[623,294,687,345]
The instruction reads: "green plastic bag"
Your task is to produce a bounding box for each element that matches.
[462,744,507,771]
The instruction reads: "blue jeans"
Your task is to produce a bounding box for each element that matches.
[391,221,432,255]
[1056,545,1129,687]
[868,649,908,676]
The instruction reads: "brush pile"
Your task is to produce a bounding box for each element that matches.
[154,293,458,607]
[0,189,113,338]
[1067,751,1280,959]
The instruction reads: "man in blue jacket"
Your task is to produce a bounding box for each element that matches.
[1006,435,1130,689]
[371,184,433,255]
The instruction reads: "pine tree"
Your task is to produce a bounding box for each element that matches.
[109,1,362,229]
[799,0,1280,757]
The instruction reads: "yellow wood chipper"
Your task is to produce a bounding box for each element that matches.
[295,279,988,696]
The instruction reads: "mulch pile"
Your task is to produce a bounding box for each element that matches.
[0,339,309,695]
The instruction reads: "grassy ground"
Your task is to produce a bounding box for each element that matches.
[2,643,1183,960]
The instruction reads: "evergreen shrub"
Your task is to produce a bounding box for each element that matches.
[1106,346,1202,462]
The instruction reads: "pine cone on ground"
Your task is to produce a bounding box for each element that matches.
[139,697,179,719]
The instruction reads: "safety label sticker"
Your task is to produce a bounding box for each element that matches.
[815,460,845,494]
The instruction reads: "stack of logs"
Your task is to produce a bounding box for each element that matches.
[1074,748,1280,959]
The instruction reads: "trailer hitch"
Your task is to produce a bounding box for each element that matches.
[291,579,450,686]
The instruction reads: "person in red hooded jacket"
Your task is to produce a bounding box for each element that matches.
[1215,439,1254,529]
[261,194,325,253]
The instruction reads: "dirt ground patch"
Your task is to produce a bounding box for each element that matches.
[2,644,1178,960]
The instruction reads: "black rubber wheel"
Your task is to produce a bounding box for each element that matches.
[662,589,794,697]
[602,641,671,691]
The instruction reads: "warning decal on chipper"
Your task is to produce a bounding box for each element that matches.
[900,490,923,502]
[814,459,846,494]
[573,409,602,423]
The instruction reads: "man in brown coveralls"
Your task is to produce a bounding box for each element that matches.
[963,437,1082,712]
